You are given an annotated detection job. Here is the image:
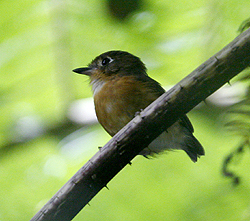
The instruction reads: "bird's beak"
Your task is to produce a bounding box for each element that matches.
[73,67,93,75]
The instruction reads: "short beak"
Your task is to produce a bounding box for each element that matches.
[72,67,92,75]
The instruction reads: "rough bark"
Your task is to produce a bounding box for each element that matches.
[31,28,250,221]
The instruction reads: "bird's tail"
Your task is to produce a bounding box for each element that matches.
[183,134,205,162]
[140,118,204,162]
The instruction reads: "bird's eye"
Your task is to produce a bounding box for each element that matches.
[101,57,112,66]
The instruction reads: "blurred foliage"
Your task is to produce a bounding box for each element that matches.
[107,0,142,20]
[239,17,250,32]
[0,0,250,220]
[223,68,250,185]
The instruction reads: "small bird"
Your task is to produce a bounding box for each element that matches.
[73,50,204,162]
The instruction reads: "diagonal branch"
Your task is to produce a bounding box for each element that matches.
[31,28,250,221]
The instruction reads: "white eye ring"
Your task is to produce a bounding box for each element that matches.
[101,57,113,66]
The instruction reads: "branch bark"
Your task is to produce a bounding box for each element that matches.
[31,28,250,221]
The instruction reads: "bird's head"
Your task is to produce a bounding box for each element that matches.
[73,50,147,82]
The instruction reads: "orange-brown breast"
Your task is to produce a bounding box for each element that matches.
[93,75,161,136]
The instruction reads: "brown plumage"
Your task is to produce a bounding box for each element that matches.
[73,50,204,162]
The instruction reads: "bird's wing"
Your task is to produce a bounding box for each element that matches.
[180,115,194,133]
[139,75,194,133]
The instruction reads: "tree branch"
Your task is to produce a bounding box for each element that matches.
[31,28,250,221]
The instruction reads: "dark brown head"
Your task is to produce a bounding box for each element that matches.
[73,50,147,79]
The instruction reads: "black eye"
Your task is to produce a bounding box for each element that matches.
[102,57,112,66]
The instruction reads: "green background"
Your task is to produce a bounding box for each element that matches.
[0,0,250,220]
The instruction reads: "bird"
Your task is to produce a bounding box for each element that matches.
[73,50,204,162]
